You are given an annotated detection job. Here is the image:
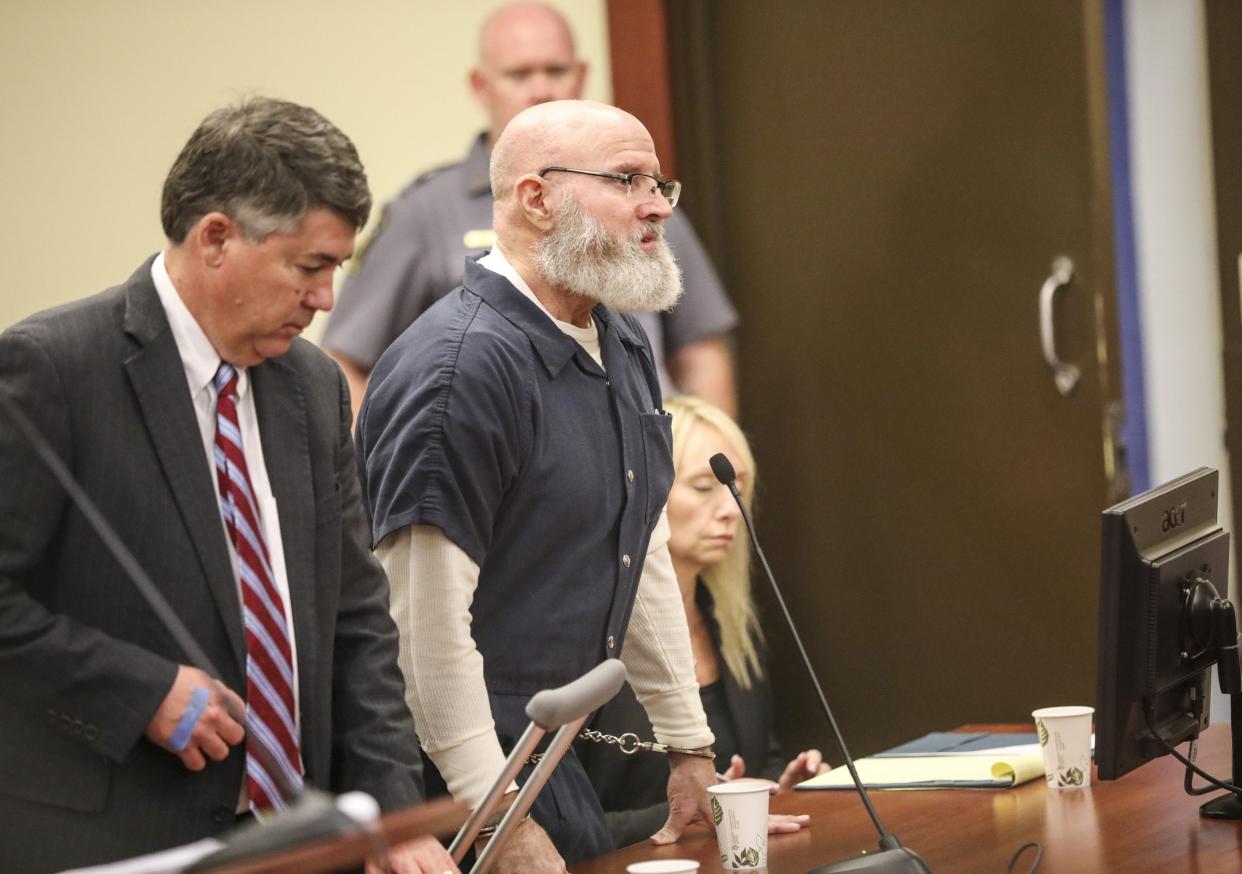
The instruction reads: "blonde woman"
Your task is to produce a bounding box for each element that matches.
[578,395,829,848]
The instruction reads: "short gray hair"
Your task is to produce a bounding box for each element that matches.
[160,97,371,243]
[489,128,522,203]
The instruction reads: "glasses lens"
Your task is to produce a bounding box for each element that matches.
[627,174,656,202]
[661,179,681,208]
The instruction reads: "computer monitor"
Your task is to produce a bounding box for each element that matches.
[1096,466,1241,818]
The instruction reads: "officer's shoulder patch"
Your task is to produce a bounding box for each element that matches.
[346,204,391,275]
[349,159,464,274]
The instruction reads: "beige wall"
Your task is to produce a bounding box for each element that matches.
[0,0,611,333]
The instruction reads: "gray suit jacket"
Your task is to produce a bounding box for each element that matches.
[0,258,423,872]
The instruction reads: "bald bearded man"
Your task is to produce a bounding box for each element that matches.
[356,101,738,871]
[323,2,738,425]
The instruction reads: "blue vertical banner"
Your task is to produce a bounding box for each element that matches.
[1105,0,1149,495]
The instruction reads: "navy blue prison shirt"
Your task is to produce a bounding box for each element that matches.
[356,256,675,696]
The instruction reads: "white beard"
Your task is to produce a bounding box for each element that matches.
[533,192,684,313]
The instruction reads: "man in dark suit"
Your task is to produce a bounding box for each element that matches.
[0,98,456,873]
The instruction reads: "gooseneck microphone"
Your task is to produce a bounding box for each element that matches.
[1,394,312,798]
[710,453,931,874]
[1,391,400,867]
[0,390,221,679]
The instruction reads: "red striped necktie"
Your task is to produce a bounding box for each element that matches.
[213,362,304,811]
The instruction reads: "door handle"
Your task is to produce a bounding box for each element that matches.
[1039,255,1079,396]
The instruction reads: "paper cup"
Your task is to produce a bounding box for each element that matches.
[707,782,769,869]
[1032,705,1094,789]
[626,862,701,873]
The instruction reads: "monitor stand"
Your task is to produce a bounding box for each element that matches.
[1199,693,1242,820]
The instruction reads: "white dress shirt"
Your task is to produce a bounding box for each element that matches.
[150,252,302,721]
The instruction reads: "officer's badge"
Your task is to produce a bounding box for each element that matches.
[463,229,497,250]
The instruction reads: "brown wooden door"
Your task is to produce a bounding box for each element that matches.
[671,0,1125,756]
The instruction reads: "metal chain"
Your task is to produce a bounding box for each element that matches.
[579,729,647,754]
[527,730,713,764]
[528,730,642,765]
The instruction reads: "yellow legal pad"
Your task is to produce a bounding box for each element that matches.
[797,748,1047,791]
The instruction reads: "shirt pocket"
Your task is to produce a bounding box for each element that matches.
[638,411,674,525]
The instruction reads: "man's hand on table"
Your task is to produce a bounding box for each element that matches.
[652,752,719,844]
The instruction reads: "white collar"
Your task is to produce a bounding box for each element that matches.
[151,251,249,398]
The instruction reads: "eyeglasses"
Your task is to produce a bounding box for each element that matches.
[538,166,681,208]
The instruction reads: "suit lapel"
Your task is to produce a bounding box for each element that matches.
[250,358,318,723]
[121,271,246,674]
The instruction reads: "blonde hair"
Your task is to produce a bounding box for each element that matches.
[664,395,764,689]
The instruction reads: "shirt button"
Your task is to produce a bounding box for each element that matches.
[627,469,635,483]
[622,554,632,568]
[84,724,99,741]
[607,635,616,650]
[212,804,233,824]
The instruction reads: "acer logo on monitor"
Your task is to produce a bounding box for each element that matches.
[1162,501,1188,532]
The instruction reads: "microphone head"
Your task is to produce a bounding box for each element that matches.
[709,453,736,486]
[336,791,381,826]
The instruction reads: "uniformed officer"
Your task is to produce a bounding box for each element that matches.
[357,100,776,872]
[322,1,739,423]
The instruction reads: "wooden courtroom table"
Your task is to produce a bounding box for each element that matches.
[573,725,1242,873]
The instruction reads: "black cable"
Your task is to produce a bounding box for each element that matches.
[1180,737,1218,796]
[1005,842,1042,874]
[1184,762,1219,796]
[1167,742,1242,795]
[1143,703,1242,795]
